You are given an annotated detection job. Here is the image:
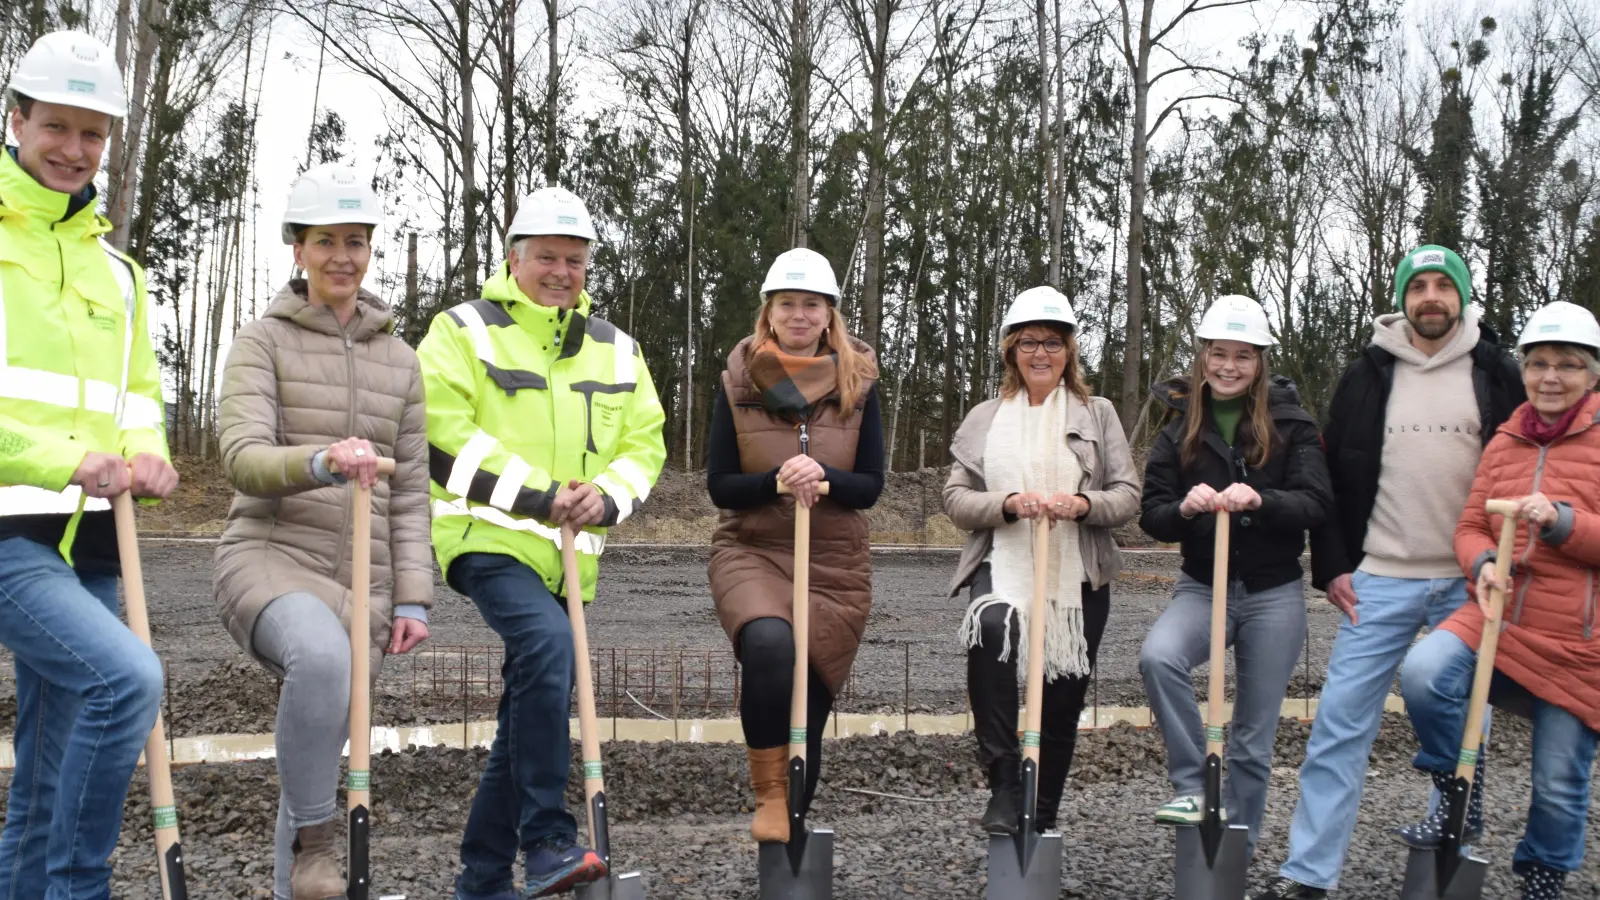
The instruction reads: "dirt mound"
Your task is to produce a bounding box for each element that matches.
[138,454,234,534]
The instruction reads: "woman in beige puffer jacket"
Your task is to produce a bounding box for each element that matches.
[212,165,432,900]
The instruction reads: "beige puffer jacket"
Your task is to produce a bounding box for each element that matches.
[213,281,432,670]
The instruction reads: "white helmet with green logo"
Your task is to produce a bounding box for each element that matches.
[1001,286,1078,340]
[506,186,598,254]
[1517,301,1600,356]
[1196,294,1277,347]
[281,164,384,244]
[7,30,128,118]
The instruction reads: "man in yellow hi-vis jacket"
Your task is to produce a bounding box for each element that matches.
[420,186,665,899]
[0,30,178,900]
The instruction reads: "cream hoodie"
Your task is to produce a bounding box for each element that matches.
[1359,308,1486,579]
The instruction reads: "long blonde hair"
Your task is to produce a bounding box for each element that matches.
[999,324,1091,405]
[753,295,873,414]
[1180,341,1278,470]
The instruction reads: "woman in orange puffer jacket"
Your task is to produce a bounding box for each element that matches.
[1394,301,1600,900]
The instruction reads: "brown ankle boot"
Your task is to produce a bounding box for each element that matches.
[748,746,790,843]
[289,821,344,899]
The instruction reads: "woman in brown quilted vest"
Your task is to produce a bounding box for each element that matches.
[944,286,1141,836]
[706,247,882,843]
[1394,301,1600,900]
[212,165,433,900]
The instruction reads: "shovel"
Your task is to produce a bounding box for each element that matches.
[562,524,649,900]
[759,480,834,900]
[113,490,189,900]
[1398,498,1519,900]
[985,519,1064,899]
[342,455,395,900]
[1173,508,1250,900]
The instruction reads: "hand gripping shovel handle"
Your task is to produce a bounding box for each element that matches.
[562,524,612,864]
[776,480,828,870]
[332,455,394,900]
[113,492,188,900]
[1459,499,1519,779]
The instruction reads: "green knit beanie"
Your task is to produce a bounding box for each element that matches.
[1393,245,1472,311]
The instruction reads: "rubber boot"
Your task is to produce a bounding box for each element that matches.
[748,745,790,843]
[980,760,1021,835]
[289,821,344,900]
[1521,863,1566,900]
[1390,762,1485,849]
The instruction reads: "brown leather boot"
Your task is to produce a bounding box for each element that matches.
[747,745,790,843]
[289,821,344,899]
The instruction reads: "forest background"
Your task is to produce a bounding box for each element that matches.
[2,0,1598,473]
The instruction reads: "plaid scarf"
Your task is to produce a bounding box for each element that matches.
[747,338,841,421]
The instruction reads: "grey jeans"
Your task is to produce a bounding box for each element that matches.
[1138,573,1307,849]
[251,591,352,900]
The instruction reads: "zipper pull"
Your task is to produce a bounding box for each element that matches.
[799,422,810,456]
[345,337,352,349]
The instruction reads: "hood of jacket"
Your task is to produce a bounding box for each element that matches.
[265,279,395,342]
[1370,304,1482,370]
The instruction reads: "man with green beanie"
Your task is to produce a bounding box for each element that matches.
[1253,245,1523,899]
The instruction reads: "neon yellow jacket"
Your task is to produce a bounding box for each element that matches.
[0,148,168,563]
[418,265,666,600]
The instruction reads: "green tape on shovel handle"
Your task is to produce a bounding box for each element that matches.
[1459,748,1478,767]
[1205,726,1225,743]
[153,806,178,829]
[1022,731,1041,748]
[789,728,807,744]
[347,770,370,792]
[584,761,603,780]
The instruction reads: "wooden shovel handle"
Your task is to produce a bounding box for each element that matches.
[345,462,392,817]
[327,455,397,476]
[113,492,184,900]
[776,480,828,761]
[1457,499,1521,780]
[776,481,831,496]
[1022,520,1051,764]
[562,526,605,850]
[1206,509,1231,756]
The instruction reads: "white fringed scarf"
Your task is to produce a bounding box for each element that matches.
[957,386,1089,681]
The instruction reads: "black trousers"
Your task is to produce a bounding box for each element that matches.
[966,563,1111,822]
[739,617,834,810]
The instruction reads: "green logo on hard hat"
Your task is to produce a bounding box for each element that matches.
[338,199,362,209]
[67,79,96,94]
[557,215,578,225]
[1227,321,1247,332]
[1540,323,1561,333]
[787,272,805,280]
[1044,305,1060,313]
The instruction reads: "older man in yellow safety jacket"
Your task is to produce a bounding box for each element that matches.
[0,30,179,900]
[420,186,665,900]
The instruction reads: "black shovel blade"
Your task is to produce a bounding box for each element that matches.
[163,843,188,900]
[590,789,614,865]
[985,829,1063,899]
[574,871,648,900]
[785,756,809,873]
[346,804,370,900]
[1174,822,1250,900]
[758,828,834,900]
[1400,846,1488,900]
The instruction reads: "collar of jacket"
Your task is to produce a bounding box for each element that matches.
[0,146,104,231]
[480,261,594,354]
[949,389,1099,473]
[1496,391,1600,444]
[264,278,395,342]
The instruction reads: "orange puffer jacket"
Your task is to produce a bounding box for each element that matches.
[1447,391,1600,733]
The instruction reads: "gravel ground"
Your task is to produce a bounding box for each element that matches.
[55,714,1600,899]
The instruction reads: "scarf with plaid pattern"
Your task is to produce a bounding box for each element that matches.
[747,338,841,421]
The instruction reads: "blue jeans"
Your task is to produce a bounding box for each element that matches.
[1280,573,1468,890]
[451,553,577,895]
[0,537,164,900]
[1402,629,1597,874]
[1139,574,1308,852]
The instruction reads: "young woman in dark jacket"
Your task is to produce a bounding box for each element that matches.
[1138,295,1333,855]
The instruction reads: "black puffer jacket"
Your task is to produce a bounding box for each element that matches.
[1140,375,1334,592]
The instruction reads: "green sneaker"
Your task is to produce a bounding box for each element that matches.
[1154,795,1227,826]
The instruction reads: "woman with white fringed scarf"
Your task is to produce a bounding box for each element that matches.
[944,287,1141,836]
[1137,295,1333,858]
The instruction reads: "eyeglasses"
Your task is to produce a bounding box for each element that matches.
[1206,349,1259,365]
[1018,338,1066,354]
[1526,361,1589,377]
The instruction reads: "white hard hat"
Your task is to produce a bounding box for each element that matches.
[1517,301,1600,356]
[506,186,598,253]
[760,248,840,302]
[7,30,127,118]
[280,164,384,244]
[1196,294,1277,347]
[1001,286,1077,339]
